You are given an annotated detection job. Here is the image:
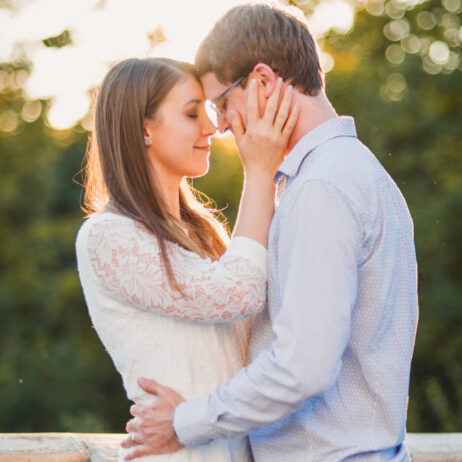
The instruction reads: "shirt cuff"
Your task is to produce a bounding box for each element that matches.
[226,236,267,277]
[173,394,221,447]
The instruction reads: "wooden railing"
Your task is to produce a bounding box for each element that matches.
[1,433,462,461]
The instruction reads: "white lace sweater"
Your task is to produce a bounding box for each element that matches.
[75,211,267,461]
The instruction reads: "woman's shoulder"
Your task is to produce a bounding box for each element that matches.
[80,210,135,227]
[75,211,145,249]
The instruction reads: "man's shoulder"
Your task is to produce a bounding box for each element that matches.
[302,136,380,179]
[288,137,379,200]
[275,136,404,235]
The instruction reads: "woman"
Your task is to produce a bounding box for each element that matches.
[75,57,298,461]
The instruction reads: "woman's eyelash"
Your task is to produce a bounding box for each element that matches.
[187,113,198,118]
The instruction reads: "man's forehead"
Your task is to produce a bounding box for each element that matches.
[200,72,229,100]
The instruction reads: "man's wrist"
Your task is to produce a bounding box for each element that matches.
[172,405,184,446]
[172,420,180,442]
[173,396,217,447]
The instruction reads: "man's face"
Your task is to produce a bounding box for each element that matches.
[201,72,249,134]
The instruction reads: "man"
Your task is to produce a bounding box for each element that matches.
[122,3,418,460]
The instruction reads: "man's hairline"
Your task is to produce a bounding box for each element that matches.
[197,69,235,87]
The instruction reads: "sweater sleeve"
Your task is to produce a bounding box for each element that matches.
[83,216,267,323]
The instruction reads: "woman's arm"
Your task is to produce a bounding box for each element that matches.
[81,215,266,323]
[231,78,299,247]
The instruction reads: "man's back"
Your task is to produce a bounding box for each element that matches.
[248,117,418,461]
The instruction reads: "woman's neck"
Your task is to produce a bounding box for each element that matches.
[148,161,182,220]
[164,192,181,221]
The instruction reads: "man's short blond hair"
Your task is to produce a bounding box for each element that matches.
[195,3,324,96]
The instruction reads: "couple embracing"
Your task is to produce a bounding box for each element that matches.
[76,4,418,461]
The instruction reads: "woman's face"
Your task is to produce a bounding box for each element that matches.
[144,75,216,186]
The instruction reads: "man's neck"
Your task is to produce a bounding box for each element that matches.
[287,91,337,151]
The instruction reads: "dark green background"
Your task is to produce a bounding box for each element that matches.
[1,0,461,433]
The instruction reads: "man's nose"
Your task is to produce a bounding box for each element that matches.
[218,115,230,134]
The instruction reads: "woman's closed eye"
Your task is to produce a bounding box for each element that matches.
[183,99,202,119]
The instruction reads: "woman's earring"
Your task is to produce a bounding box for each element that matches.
[145,139,151,146]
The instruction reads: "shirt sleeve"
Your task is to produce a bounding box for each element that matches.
[173,180,362,444]
[85,216,267,323]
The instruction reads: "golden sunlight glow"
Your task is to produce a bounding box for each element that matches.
[309,1,355,37]
[0,0,352,129]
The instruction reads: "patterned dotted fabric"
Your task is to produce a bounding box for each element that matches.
[174,117,418,462]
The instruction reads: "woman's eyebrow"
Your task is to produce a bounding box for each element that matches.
[183,98,202,107]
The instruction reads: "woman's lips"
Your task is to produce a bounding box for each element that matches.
[193,146,210,151]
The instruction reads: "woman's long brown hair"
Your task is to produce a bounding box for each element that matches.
[83,57,228,290]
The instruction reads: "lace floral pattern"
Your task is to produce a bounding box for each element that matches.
[86,215,266,322]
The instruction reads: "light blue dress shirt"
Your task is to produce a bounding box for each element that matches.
[174,116,419,461]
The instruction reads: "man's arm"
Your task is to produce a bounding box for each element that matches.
[174,180,362,445]
[124,179,362,455]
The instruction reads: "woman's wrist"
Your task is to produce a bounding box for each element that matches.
[243,170,276,186]
[243,176,276,198]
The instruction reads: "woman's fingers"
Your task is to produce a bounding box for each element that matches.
[230,110,244,143]
[274,84,294,132]
[282,103,300,140]
[237,76,298,176]
[262,77,283,125]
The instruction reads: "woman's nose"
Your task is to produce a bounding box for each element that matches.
[202,114,217,136]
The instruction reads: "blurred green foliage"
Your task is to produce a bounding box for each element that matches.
[0,0,461,434]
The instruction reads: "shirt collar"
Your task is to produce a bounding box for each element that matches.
[276,116,357,180]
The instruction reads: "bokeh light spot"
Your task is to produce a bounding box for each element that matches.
[385,1,405,19]
[0,70,8,92]
[429,41,450,65]
[22,100,42,123]
[310,1,354,36]
[401,34,421,53]
[443,51,460,71]
[385,44,405,64]
[441,12,460,30]
[442,0,461,12]
[384,19,410,41]
[444,28,461,47]
[417,11,437,30]
[422,55,442,74]
[9,70,28,89]
[0,110,19,132]
[366,0,385,16]
[380,72,407,101]
[320,51,335,73]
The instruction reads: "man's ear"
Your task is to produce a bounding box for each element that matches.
[251,63,278,98]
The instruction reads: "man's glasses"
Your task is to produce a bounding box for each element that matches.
[205,76,244,127]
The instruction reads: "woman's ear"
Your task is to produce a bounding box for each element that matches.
[143,123,152,147]
[251,63,278,98]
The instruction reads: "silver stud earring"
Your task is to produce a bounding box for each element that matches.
[145,139,151,146]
